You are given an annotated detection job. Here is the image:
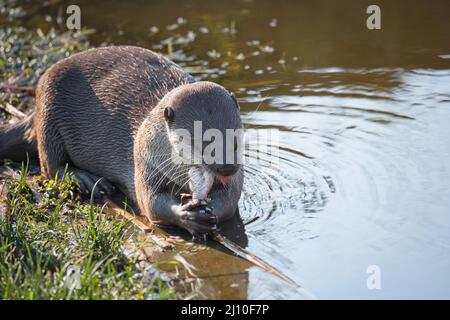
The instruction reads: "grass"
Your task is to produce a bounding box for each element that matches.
[0,161,175,299]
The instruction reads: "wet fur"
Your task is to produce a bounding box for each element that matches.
[0,46,243,232]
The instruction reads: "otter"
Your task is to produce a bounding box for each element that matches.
[0,46,244,236]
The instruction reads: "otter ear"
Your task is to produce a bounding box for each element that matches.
[230,92,240,110]
[164,106,174,122]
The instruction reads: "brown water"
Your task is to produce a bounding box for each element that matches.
[10,0,450,298]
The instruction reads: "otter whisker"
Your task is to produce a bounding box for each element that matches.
[149,158,182,189]
[154,160,188,193]
[174,176,191,196]
[153,163,180,191]
[145,157,175,183]
[167,163,185,187]
[170,169,190,196]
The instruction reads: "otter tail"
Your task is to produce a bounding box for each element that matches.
[0,113,37,162]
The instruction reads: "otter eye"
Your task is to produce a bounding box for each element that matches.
[230,92,240,110]
[164,106,174,122]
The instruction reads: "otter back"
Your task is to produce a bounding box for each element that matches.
[34,46,193,194]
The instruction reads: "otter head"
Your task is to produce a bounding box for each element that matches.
[161,81,243,187]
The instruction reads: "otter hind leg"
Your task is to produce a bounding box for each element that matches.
[37,124,115,198]
[53,165,116,199]
[69,168,116,198]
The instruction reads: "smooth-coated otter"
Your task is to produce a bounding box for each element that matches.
[0,46,244,236]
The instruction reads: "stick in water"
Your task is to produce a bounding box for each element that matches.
[186,167,299,287]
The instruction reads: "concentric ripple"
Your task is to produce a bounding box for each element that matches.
[239,135,333,234]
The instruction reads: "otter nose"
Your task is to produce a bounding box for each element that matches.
[214,164,238,176]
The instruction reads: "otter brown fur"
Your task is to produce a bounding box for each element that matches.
[0,46,244,235]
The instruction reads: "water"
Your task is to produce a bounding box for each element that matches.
[13,0,450,298]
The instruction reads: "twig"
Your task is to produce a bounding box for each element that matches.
[104,198,153,233]
[0,181,8,222]
[16,98,29,112]
[103,198,174,250]
[212,233,299,287]
[0,103,26,119]
[0,84,36,96]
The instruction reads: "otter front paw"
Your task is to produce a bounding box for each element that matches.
[175,199,217,238]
